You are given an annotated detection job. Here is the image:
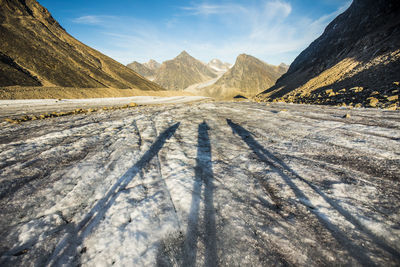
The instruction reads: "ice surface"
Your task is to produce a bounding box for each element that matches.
[0,102,399,266]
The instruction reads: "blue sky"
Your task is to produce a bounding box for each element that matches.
[39,0,351,65]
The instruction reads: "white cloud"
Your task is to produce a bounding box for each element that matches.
[181,3,246,16]
[264,0,292,19]
[71,1,352,66]
[72,15,118,25]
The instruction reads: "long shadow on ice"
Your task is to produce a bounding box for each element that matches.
[45,122,180,266]
[227,119,400,265]
[182,121,218,267]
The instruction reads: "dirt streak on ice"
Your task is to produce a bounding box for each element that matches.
[0,102,399,266]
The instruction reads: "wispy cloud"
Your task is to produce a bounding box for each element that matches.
[71,0,352,66]
[180,3,246,15]
[72,15,118,25]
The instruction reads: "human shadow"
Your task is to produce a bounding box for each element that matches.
[227,119,400,265]
[183,121,217,267]
[45,122,181,266]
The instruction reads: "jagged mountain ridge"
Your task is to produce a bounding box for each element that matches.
[257,0,400,109]
[143,59,161,71]
[199,54,288,99]
[207,59,231,72]
[0,0,162,91]
[154,51,217,91]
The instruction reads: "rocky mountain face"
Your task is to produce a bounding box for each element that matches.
[201,54,288,99]
[127,61,154,78]
[256,0,400,110]
[154,51,217,90]
[127,59,161,81]
[207,59,231,72]
[0,0,162,91]
[143,59,161,72]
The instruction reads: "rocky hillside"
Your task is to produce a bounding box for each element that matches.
[207,59,231,72]
[0,0,162,91]
[256,0,400,110]
[154,51,217,90]
[201,54,288,99]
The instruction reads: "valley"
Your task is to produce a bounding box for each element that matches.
[0,0,399,265]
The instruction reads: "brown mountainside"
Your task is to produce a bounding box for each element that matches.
[202,54,288,99]
[154,51,217,90]
[257,0,400,109]
[0,0,162,91]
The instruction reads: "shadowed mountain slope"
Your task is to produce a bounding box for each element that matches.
[154,51,217,91]
[0,0,163,90]
[257,0,400,109]
[200,54,288,99]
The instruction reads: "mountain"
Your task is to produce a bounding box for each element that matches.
[127,61,154,78]
[198,54,288,99]
[143,59,161,72]
[207,59,231,72]
[256,0,400,109]
[154,51,217,90]
[127,59,161,81]
[0,0,162,91]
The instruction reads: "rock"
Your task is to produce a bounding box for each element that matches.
[387,95,398,101]
[368,97,379,107]
[350,87,364,93]
[370,91,380,96]
[4,118,18,124]
[343,113,351,119]
[386,104,398,111]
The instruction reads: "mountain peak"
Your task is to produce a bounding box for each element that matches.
[210,54,288,97]
[236,54,257,63]
[147,59,159,65]
[154,52,217,90]
[143,59,161,71]
[177,50,191,58]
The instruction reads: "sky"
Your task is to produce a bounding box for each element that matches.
[38,0,352,66]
